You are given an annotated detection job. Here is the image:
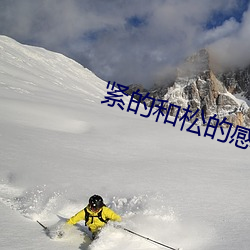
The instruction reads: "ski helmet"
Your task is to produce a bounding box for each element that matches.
[89,195,104,210]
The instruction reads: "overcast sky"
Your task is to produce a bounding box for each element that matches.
[0,0,249,87]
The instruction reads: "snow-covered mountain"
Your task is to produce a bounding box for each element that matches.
[0,36,249,250]
[129,49,250,128]
[166,49,250,127]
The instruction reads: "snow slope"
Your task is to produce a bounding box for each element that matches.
[0,36,249,250]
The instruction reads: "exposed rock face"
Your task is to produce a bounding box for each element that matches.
[217,66,250,99]
[164,50,248,126]
[128,49,250,127]
[125,84,146,96]
[171,49,250,127]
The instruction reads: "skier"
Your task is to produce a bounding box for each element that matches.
[66,194,121,239]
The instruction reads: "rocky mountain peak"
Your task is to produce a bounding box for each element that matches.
[177,48,210,78]
[128,48,250,128]
[168,49,250,127]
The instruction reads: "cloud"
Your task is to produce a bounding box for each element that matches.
[0,0,249,87]
[200,18,240,45]
[209,4,250,69]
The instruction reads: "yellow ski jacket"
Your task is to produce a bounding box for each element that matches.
[67,206,121,233]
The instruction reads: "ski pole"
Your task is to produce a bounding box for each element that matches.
[122,227,180,250]
[37,220,48,231]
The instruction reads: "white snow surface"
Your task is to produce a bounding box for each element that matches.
[0,36,249,250]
